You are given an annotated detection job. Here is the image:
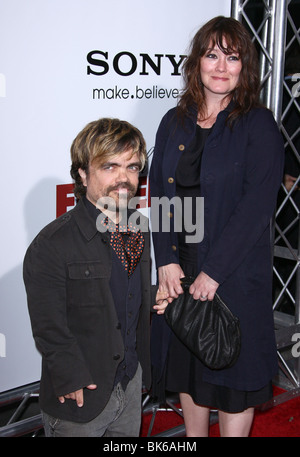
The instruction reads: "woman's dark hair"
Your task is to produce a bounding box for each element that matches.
[177,16,261,124]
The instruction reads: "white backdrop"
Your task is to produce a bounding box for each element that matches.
[0,0,230,393]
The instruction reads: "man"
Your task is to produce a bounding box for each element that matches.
[23,118,164,437]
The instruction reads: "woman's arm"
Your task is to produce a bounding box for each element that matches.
[201,109,285,286]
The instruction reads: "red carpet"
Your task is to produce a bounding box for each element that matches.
[141,386,300,437]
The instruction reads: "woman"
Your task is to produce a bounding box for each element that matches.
[150,16,284,437]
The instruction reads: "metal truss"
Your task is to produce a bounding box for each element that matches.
[0,383,42,437]
[232,0,300,406]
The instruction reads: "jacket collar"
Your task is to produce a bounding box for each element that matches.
[72,197,148,242]
[72,197,109,242]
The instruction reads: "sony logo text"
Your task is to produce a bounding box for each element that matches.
[87,51,186,76]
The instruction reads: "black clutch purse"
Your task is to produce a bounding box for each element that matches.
[164,276,241,370]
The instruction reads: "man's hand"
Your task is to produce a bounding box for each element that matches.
[153,288,170,315]
[58,384,97,408]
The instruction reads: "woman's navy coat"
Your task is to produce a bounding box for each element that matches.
[150,104,284,391]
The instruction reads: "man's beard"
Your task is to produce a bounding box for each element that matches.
[96,182,138,220]
[107,182,137,207]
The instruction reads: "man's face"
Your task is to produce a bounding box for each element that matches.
[79,149,140,217]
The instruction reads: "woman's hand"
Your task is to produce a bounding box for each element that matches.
[153,263,185,314]
[189,271,219,301]
[158,263,185,302]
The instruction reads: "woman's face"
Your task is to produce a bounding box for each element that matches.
[199,40,242,100]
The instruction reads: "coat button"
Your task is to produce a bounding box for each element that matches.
[168,177,174,184]
[179,144,185,151]
[171,245,177,251]
[113,354,121,360]
[84,269,90,277]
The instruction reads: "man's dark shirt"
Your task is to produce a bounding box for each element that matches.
[83,197,141,389]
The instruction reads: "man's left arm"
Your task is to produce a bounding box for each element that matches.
[23,234,94,398]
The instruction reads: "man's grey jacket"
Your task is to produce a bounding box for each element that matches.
[23,198,152,423]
